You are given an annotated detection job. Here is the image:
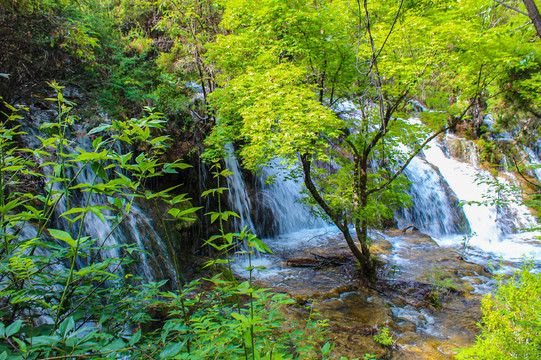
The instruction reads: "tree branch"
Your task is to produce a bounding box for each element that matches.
[362,89,410,163]
[300,153,345,232]
[493,0,528,16]
[512,156,541,190]
[367,103,475,196]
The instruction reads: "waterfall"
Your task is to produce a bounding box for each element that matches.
[523,146,541,180]
[255,160,327,236]
[17,109,177,283]
[421,137,541,261]
[223,144,327,237]
[399,155,469,237]
[223,143,257,233]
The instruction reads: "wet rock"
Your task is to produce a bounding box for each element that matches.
[326,324,388,360]
[371,238,393,255]
[315,291,394,328]
[396,331,418,344]
[242,230,490,359]
[395,320,416,332]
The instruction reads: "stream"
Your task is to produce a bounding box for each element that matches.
[19,103,541,358]
[226,132,541,359]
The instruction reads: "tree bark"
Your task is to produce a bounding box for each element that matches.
[300,153,373,275]
[523,0,541,41]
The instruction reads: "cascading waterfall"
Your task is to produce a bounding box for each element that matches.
[223,143,257,233]
[18,109,177,283]
[255,161,327,236]
[421,136,541,261]
[223,143,327,237]
[20,99,541,286]
[221,100,541,272]
[523,146,541,180]
[399,154,469,237]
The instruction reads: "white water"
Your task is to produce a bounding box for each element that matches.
[256,161,327,235]
[400,155,468,236]
[224,144,327,237]
[523,146,541,180]
[18,112,176,282]
[422,137,541,262]
[227,131,540,273]
[224,143,257,233]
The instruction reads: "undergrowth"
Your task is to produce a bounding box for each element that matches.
[0,84,334,359]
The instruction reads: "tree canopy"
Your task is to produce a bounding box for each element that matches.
[204,0,541,275]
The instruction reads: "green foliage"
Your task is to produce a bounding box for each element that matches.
[0,83,193,359]
[458,231,475,260]
[145,161,333,359]
[373,326,395,347]
[205,0,474,275]
[0,88,337,359]
[456,263,541,360]
[362,355,377,360]
[424,265,458,307]
[205,0,356,161]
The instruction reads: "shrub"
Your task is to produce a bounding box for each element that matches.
[0,84,335,359]
[456,263,541,360]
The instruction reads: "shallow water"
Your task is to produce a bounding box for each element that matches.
[232,228,493,359]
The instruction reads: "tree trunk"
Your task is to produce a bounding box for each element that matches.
[523,0,541,41]
[300,153,373,276]
[354,167,376,278]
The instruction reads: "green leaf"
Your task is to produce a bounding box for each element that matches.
[220,169,234,176]
[87,123,112,136]
[129,330,141,346]
[104,338,126,351]
[13,337,26,353]
[168,206,202,219]
[89,206,107,222]
[60,207,87,217]
[322,342,333,355]
[91,162,108,181]
[30,335,61,347]
[249,237,272,254]
[59,317,75,338]
[171,194,187,204]
[160,341,186,358]
[92,136,103,150]
[48,229,76,248]
[163,162,191,171]
[231,312,248,323]
[201,187,229,197]
[5,320,22,337]
[209,212,220,224]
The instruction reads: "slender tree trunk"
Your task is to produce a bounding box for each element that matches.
[301,153,372,275]
[319,60,327,104]
[523,0,541,41]
[354,164,375,277]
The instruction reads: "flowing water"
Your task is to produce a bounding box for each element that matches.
[399,155,469,236]
[224,144,326,237]
[18,103,541,358]
[223,123,541,358]
[17,107,177,283]
[422,136,541,265]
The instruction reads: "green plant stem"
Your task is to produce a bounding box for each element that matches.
[249,250,255,360]
[53,163,101,330]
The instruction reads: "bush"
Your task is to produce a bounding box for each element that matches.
[456,263,541,360]
[0,85,334,359]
